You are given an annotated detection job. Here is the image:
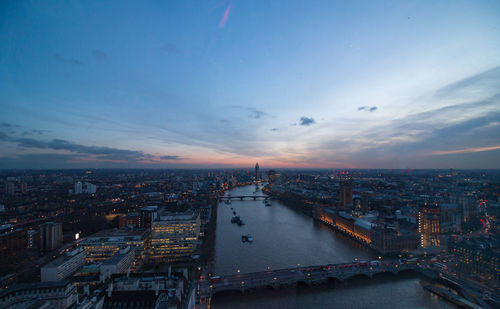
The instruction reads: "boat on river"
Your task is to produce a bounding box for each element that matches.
[241,234,253,242]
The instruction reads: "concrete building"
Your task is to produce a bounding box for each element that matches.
[39,222,63,252]
[74,181,83,194]
[100,246,135,280]
[151,211,200,262]
[41,247,86,282]
[81,227,149,262]
[0,281,77,309]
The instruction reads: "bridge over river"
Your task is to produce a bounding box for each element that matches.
[218,195,269,201]
[196,261,438,305]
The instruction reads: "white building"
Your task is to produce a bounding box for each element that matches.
[41,247,86,282]
[100,246,135,280]
[75,181,82,194]
[84,182,97,194]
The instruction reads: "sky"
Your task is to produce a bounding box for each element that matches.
[1,0,499,169]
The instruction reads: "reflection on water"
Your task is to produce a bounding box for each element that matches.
[213,184,453,309]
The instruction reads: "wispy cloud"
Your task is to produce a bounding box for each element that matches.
[160,155,180,160]
[92,49,107,61]
[432,145,500,155]
[54,53,83,66]
[218,4,231,29]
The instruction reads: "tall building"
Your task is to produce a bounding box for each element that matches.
[39,222,63,252]
[151,211,200,262]
[338,175,353,210]
[418,205,441,248]
[255,162,260,181]
[139,206,158,229]
[74,181,82,194]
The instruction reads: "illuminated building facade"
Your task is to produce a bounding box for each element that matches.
[151,212,200,262]
[418,205,441,248]
[81,227,149,262]
[449,237,500,285]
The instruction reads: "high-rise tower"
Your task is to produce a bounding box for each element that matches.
[255,162,260,180]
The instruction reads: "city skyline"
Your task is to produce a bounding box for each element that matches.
[1,1,500,169]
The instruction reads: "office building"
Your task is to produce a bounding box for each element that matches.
[100,246,135,280]
[255,162,260,181]
[151,211,200,262]
[81,227,149,262]
[41,248,86,282]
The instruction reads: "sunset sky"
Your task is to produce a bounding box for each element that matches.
[1,1,499,169]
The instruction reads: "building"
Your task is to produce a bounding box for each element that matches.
[0,228,27,273]
[75,181,83,194]
[5,182,15,195]
[139,206,158,229]
[151,211,200,262]
[371,226,419,254]
[339,176,353,210]
[0,281,77,309]
[100,247,135,280]
[118,213,140,228]
[39,222,63,252]
[449,236,500,285]
[41,247,86,282]
[81,227,149,262]
[418,203,461,250]
[27,229,37,249]
[103,273,187,309]
[255,162,260,181]
[334,211,372,244]
[84,182,97,194]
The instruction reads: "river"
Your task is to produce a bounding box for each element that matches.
[212,184,453,308]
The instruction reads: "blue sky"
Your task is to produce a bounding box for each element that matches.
[1,0,499,169]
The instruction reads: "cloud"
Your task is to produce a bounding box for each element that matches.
[160,43,180,54]
[218,4,231,29]
[220,119,230,124]
[271,128,279,131]
[92,49,107,61]
[0,123,20,128]
[54,53,83,66]
[299,117,315,126]
[432,145,500,155]
[249,109,266,119]
[160,155,180,160]
[231,106,269,119]
[0,131,8,139]
[357,106,378,112]
[435,66,500,99]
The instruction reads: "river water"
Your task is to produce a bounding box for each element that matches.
[212,184,453,309]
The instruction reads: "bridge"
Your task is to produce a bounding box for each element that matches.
[197,261,432,300]
[218,195,269,201]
